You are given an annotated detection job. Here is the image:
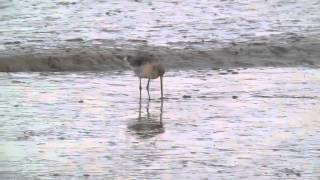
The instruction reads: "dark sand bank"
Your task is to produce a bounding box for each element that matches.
[0,36,320,72]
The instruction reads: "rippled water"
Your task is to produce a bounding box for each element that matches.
[1,0,320,52]
[0,68,319,179]
[1,1,319,178]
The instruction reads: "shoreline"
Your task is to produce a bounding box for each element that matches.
[0,36,319,72]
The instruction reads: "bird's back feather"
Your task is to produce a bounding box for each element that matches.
[126,52,159,68]
[125,52,164,79]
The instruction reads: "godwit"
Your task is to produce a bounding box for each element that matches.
[125,53,165,100]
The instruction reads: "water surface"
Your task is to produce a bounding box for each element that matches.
[0,68,319,179]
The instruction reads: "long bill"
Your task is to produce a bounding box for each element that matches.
[139,78,142,99]
[160,75,163,99]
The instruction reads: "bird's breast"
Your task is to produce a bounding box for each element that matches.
[136,64,159,79]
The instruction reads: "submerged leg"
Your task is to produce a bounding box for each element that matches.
[160,97,163,124]
[160,76,163,99]
[138,93,142,119]
[146,79,151,100]
[146,99,150,117]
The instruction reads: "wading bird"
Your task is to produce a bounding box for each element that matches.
[125,53,165,100]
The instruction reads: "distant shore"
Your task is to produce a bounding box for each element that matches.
[0,35,319,72]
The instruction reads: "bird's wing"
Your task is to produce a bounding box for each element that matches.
[125,53,159,68]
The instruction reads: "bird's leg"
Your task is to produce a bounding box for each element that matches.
[146,79,151,100]
[160,75,163,99]
[146,99,150,118]
[160,97,163,125]
[138,93,142,119]
[139,78,142,99]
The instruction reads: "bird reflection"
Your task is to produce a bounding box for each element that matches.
[127,97,164,139]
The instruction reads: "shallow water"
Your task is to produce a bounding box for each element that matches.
[1,0,320,53]
[0,68,319,179]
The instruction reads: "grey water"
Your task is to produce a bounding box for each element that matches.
[0,68,319,179]
[0,0,320,53]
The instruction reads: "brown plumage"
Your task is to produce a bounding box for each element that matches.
[125,53,165,100]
